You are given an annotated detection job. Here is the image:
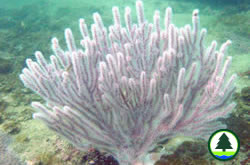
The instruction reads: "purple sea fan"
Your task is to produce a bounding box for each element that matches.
[19,0,236,164]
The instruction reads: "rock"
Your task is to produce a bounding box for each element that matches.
[0,57,13,74]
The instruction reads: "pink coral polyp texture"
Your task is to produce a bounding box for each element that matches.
[20,1,236,164]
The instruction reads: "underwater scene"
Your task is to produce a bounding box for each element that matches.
[0,0,249,164]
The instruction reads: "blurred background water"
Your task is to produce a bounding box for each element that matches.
[0,0,249,165]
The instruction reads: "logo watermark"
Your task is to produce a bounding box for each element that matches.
[208,129,240,161]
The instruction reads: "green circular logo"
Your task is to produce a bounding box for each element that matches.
[208,129,240,161]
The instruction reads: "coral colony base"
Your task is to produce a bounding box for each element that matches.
[20,1,236,165]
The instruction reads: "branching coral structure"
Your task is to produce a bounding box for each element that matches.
[20,1,237,164]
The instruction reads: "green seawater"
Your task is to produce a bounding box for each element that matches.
[0,0,249,164]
